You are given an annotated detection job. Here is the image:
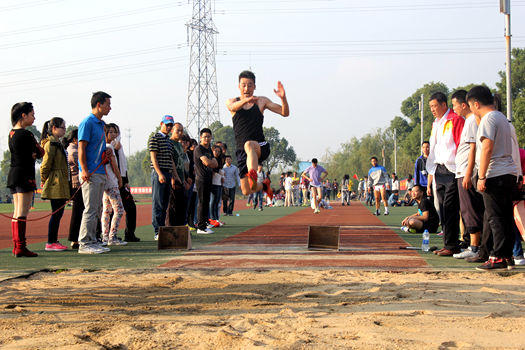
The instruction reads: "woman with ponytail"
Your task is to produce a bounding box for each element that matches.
[64,128,84,249]
[8,102,45,257]
[101,124,127,246]
[40,117,69,251]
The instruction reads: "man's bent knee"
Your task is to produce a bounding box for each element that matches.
[244,141,260,153]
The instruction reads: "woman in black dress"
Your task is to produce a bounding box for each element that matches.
[8,102,44,257]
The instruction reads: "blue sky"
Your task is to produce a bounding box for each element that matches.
[1,0,524,161]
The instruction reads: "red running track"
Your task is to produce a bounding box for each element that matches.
[160,202,428,270]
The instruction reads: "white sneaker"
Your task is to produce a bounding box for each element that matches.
[514,257,525,266]
[384,209,389,215]
[453,248,478,259]
[197,228,214,234]
[108,238,128,246]
[78,245,105,254]
[400,226,416,233]
[95,244,111,252]
[154,233,159,241]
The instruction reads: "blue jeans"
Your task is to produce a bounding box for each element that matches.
[151,170,172,234]
[513,226,524,257]
[209,184,222,220]
[253,190,263,209]
[388,193,399,206]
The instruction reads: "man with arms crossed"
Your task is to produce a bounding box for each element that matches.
[194,128,218,234]
[226,70,289,197]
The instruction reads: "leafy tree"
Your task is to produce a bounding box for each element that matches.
[127,149,150,186]
[399,82,449,161]
[496,48,525,146]
[496,48,525,102]
[27,125,41,140]
[263,127,296,174]
[0,150,10,189]
[210,121,236,159]
[513,95,525,146]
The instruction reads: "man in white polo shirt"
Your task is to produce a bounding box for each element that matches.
[426,92,465,256]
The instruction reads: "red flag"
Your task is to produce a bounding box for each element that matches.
[353,174,358,180]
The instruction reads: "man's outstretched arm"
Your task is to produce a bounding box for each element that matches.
[264,81,289,116]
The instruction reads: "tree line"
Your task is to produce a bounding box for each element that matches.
[324,48,525,190]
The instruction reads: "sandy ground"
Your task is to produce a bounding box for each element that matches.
[1,269,525,349]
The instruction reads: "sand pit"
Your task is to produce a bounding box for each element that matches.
[1,269,525,349]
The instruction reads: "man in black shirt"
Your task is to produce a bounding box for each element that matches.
[193,128,218,234]
[226,70,289,197]
[414,141,430,195]
[401,185,439,233]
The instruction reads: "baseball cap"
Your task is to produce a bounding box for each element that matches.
[161,115,174,124]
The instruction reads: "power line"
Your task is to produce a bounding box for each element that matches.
[0,16,186,50]
[0,56,187,88]
[0,2,188,37]
[214,1,525,14]
[0,0,66,12]
[0,44,187,77]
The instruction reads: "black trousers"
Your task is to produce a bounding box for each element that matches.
[480,174,516,259]
[49,199,66,243]
[120,187,137,238]
[196,179,212,230]
[434,165,460,250]
[187,190,197,227]
[223,187,236,215]
[166,185,187,226]
[68,188,84,242]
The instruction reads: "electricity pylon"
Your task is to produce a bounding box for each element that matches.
[186,0,220,136]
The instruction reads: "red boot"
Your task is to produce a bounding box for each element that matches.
[11,220,17,256]
[14,217,38,258]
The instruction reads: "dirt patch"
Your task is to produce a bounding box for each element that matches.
[1,269,524,349]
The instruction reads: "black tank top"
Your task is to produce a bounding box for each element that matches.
[232,100,265,150]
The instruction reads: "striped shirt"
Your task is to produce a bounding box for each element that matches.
[148,132,173,171]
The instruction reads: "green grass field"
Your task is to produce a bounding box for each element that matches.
[0,206,304,279]
[363,203,479,269]
[0,201,487,280]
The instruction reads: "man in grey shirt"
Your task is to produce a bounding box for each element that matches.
[222,155,240,216]
[467,85,518,271]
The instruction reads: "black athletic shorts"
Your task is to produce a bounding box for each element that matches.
[236,142,270,178]
[416,221,439,234]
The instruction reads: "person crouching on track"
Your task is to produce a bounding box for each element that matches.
[400,185,439,233]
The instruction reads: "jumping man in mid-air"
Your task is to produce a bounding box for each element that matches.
[226,70,289,197]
